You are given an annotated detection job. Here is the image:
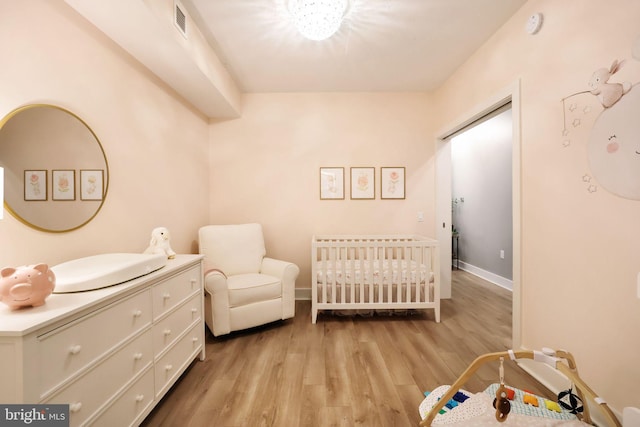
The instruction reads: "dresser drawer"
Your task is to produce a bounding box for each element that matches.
[152,266,201,320]
[154,323,202,397]
[44,330,153,427]
[90,367,154,427]
[37,290,152,396]
[153,293,202,356]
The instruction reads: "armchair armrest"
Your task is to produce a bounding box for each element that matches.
[261,257,299,319]
[261,257,299,281]
[203,269,231,336]
[203,269,228,295]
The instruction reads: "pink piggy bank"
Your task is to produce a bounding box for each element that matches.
[0,264,56,310]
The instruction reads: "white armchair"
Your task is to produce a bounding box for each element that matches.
[198,223,300,337]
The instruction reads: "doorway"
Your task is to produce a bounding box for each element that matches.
[434,81,522,348]
[450,103,513,290]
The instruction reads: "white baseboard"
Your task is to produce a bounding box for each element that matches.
[295,288,311,300]
[456,261,513,291]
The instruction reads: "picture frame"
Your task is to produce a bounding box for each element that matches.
[52,170,75,201]
[24,170,47,201]
[350,167,375,199]
[381,167,405,199]
[319,167,344,200]
[80,169,104,201]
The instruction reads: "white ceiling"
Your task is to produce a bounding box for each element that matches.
[65,0,528,117]
[182,0,527,93]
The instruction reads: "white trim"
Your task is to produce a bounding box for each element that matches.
[435,140,452,299]
[435,79,522,348]
[456,261,513,291]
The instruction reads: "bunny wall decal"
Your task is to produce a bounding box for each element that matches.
[588,59,632,108]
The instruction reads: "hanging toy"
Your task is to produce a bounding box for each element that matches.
[492,357,511,422]
[558,387,584,415]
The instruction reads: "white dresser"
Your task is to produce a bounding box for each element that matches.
[0,254,205,427]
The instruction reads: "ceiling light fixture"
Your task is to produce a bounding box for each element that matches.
[289,0,348,41]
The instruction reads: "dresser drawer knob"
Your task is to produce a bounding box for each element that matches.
[163,329,172,336]
[163,293,171,300]
[192,337,199,343]
[134,352,143,361]
[190,279,196,288]
[165,364,173,371]
[191,308,198,314]
[133,309,143,317]
[70,402,82,413]
[69,345,82,355]
[135,394,145,403]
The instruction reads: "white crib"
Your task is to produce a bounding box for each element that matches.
[311,234,440,323]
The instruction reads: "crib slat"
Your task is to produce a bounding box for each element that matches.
[418,245,424,303]
[385,245,390,302]
[367,246,374,304]
[395,245,401,303]
[357,246,363,304]
[321,247,328,304]
[349,247,355,304]
[330,246,337,304]
[406,244,412,303]
[415,244,421,303]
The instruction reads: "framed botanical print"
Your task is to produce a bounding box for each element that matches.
[381,167,405,199]
[52,170,75,201]
[24,170,47,201]
[80,169,104,201]
[320,167,344,200]
[350,167,375,199]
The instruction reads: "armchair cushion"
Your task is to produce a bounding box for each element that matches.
[228,273,281,307]
[199,223,266,276]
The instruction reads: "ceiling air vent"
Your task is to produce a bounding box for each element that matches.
[174,2,187,38]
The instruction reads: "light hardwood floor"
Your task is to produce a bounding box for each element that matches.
[142,270,551,427]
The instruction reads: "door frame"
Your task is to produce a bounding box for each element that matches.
[434,80,522,348]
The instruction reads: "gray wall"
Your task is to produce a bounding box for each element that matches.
[451,107,513,281]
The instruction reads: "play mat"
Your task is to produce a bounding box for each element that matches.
[419,349,623,426]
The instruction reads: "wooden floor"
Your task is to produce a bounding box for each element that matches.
[142,270,551,427]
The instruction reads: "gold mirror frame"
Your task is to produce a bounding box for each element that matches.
[0,104,109,232]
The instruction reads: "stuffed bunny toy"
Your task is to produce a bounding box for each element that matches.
[144,227,176,259]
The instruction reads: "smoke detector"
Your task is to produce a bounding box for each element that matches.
[526,13,543,35]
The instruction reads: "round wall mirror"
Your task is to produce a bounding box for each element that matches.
[0,104,109,232]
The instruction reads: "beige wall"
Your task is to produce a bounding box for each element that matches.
[2,0,637,417]
[209,92,437,289]
[433,0,640,413]
[0,0,209,266]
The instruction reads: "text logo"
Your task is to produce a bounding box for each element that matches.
[0,405,69,426]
